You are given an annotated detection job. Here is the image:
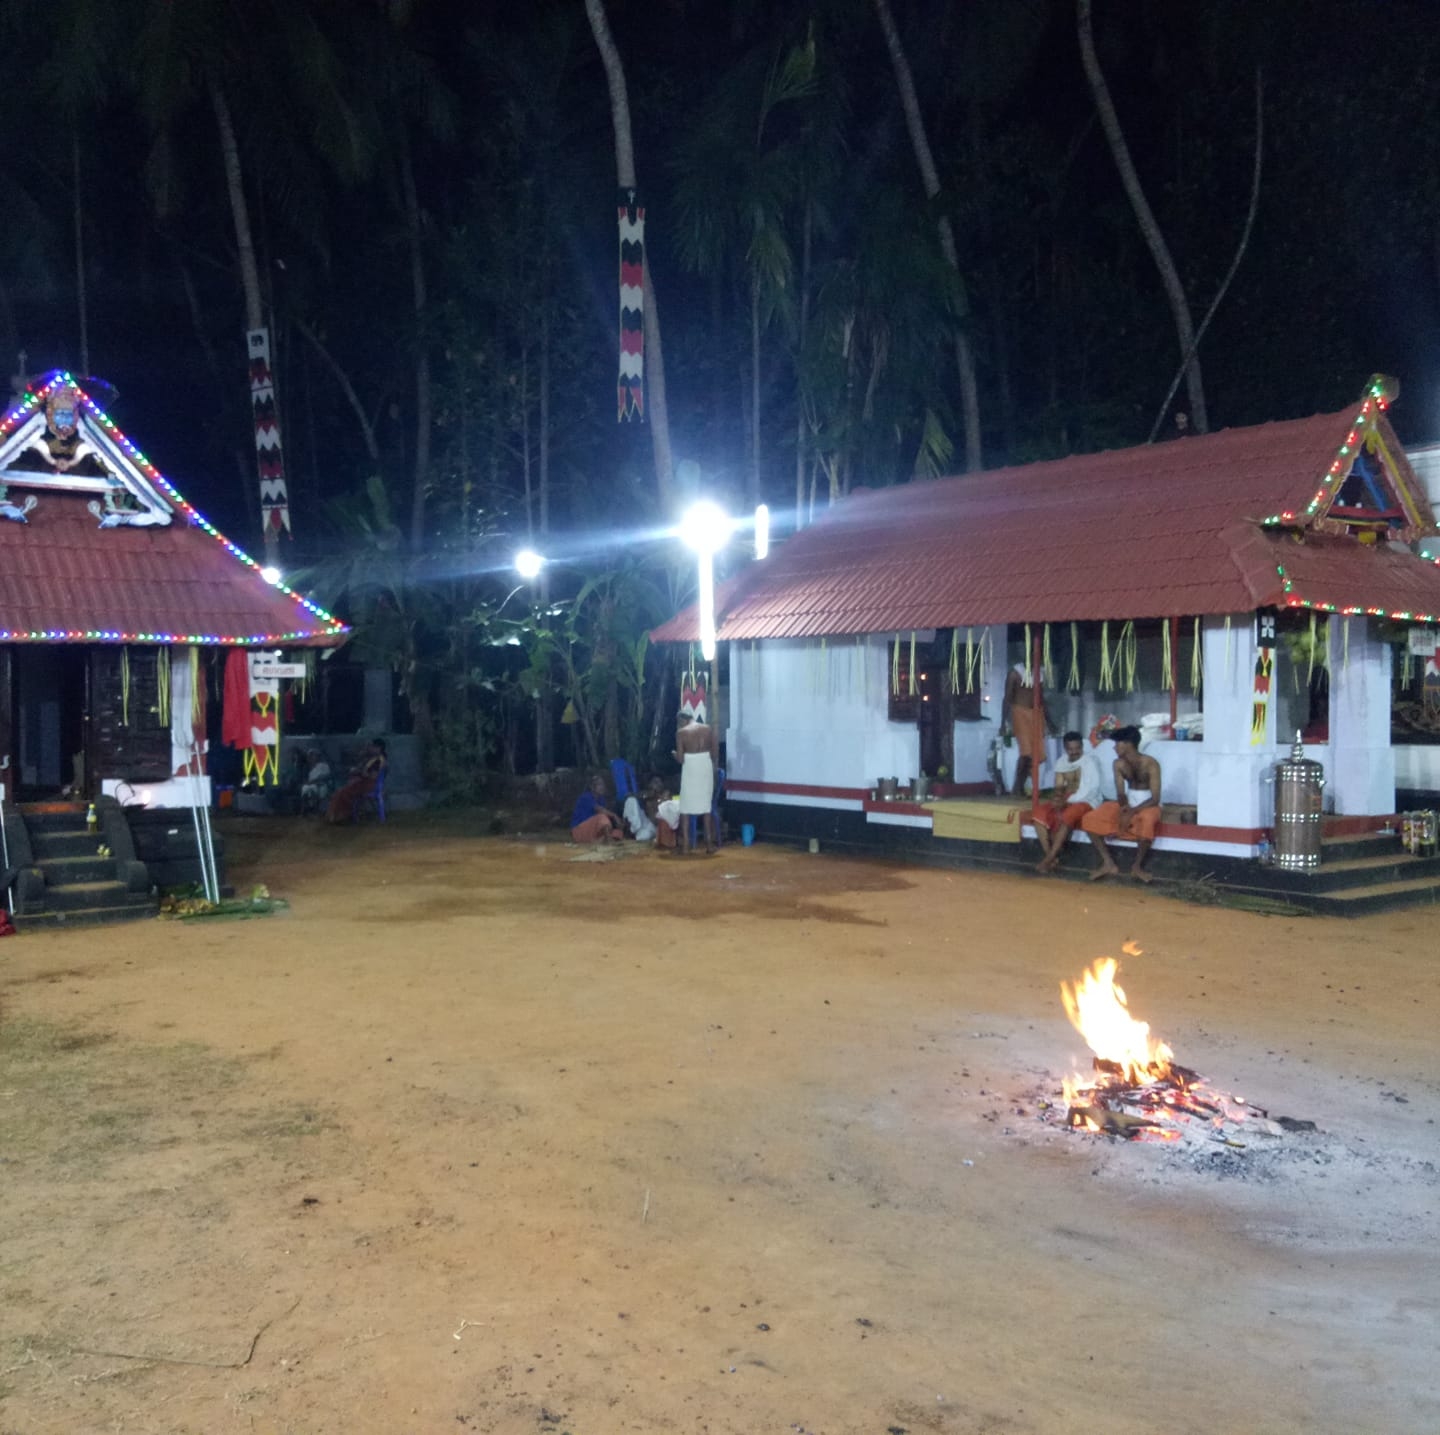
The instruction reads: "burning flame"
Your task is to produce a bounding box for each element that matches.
[1060,957,1173,1085]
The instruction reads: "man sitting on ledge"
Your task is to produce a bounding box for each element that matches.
[1081,725,1162,883]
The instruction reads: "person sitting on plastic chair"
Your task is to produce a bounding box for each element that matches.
[354,761,387,824]
[300,748,333,815]
[327,738,387,823]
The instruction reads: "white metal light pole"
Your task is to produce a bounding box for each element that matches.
[678,499,733,661]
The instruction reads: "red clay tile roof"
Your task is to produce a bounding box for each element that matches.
[0,492,343,645]
[652,407,1440,640]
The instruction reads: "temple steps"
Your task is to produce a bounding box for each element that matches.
[10,804,156,929]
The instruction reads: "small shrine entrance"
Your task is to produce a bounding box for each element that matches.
[8,646,90,798]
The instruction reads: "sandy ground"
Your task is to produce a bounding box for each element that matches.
[1,815,1437,1435]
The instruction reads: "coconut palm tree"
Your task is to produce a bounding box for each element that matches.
[871,0,983,472]
[1077,0,1208,433]
[131,0,371,559]
[582,0,675,510]
[672,34,817,509]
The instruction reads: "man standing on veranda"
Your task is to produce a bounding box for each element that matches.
[1002,658,1042,796]
[1034,730,1104,873]
[674,703,719,855]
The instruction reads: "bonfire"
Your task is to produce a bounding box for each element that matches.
[1059,957,1245,1141]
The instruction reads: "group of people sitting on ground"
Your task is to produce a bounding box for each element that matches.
[569,702,720,856]
[1032,725,1161,883]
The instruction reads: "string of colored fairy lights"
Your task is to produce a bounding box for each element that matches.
[0,371,347,645]
[1259,378,1393,528]
[1273,560,1438,624]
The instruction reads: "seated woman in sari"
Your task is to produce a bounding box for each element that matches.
[326,739,386,823]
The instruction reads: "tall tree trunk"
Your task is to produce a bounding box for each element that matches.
[520,344,533,538]
[294,319,381,465]
[536,264,554,774]
[1077,0,1208,433]
[400,137,432,551]
[583,0,674,509]
[212,83,282,561]
[749,272,762,507]
[794,198,812,530]
[178,259,260,535]
[73,131,88,376]
[872,0,983,473]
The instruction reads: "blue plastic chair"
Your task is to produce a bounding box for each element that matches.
[686,765,725,850]
[353,764,387,824]
[610,758,638,805]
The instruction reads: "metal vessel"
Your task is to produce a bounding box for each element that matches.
[1272,730,1325,870]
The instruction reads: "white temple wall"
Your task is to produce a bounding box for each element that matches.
[1327,617,1394,815]
[950,624,1007,784]
[726,635,919,791]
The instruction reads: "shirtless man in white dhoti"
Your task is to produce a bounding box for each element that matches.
[674,704,719,855]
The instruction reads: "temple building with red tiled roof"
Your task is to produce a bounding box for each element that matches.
[0,371,345,817]
[655,378,1440,895]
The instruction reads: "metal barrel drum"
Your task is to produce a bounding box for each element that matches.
[1273,732,1326,870]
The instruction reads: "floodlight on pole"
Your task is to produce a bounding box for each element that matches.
[514,548,545,580]
[754,503,770,560]
[697,550,717,660]
[678,499,733,663]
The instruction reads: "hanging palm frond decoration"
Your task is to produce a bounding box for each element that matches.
[965,627,977,693]
[190,646,203,722]
[1161,619,1173,692]
[1042,623,1054,689]
[1068,622,1081,692]
[157,646,170,727]
[950,629,960,693]
[1099,620,1112,692]
[1190,616,1203,692]
[1118,619,1138,691]
[120,647,131,726]
[908,632,917,696]
[891,634,901,696]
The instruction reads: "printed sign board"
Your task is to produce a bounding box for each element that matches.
[251,658,307,681]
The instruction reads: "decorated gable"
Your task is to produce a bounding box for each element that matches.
[1271,376,1436,542]
[0,373,172,528]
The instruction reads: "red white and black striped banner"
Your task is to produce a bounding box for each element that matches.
[617,190,644,422]
[247,327,291,537]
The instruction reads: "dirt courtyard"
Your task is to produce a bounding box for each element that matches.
[1,816,1437,1435]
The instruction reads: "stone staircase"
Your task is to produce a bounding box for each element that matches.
[10,803,157,929]
[1208,831,1440,916]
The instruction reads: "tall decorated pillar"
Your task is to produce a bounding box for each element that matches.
[1326,617,1395,815]
[1197,612,1275,830]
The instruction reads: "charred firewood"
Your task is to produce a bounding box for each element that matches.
[1275,1115,1316,1133]
[1067,1104,1161,1138]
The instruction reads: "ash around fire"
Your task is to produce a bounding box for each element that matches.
[1004,1064,1328,1183]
